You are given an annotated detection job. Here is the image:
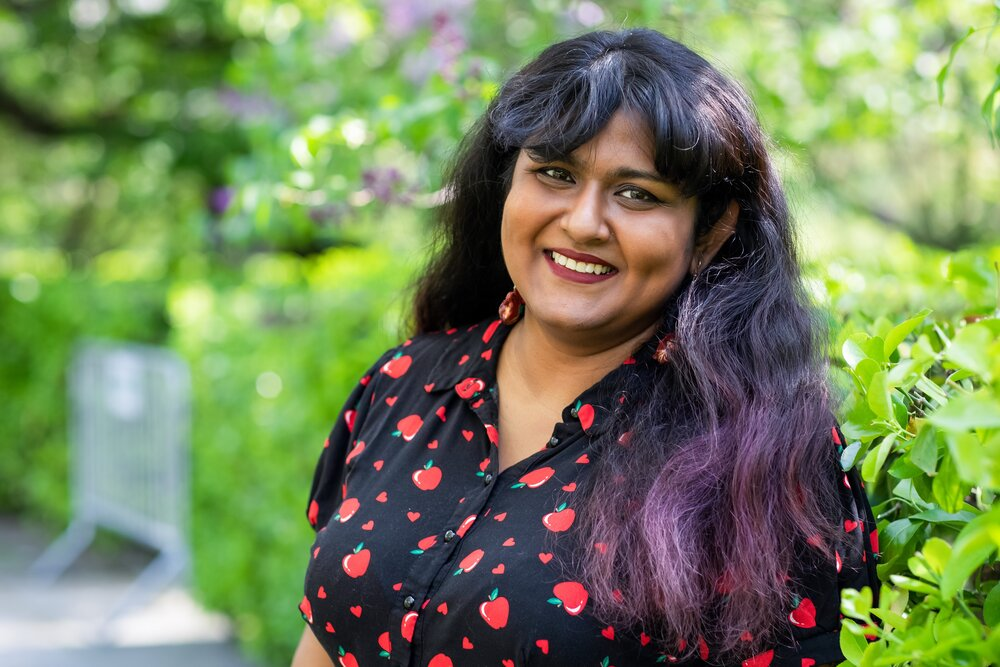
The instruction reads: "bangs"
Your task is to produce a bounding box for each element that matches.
[490,43,731,200]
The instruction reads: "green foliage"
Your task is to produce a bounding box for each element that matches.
[831,249,1000,666]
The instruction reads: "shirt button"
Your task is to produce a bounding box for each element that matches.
[443,529,456,542]
[484,473,494,485]
[403,595,415,610]
[548,436,559,447]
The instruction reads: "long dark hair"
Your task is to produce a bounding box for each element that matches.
[412,29,841,660]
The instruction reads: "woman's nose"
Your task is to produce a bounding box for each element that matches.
[560,185,611,243]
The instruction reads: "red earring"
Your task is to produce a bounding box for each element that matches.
[653,333,677,364]
[498,287,524,325]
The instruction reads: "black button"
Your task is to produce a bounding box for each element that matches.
[570,406,578,418]
[548,436,559,447]
[403,595,415,609]
[484,473,493,485]
[443,530,456,542]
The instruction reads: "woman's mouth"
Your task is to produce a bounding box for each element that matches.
[545,249,618,283]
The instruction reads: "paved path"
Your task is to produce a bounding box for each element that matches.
[0,516,259,667]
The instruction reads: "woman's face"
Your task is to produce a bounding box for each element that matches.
[501,111,705,348]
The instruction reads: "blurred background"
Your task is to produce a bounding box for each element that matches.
[0,0,997,665]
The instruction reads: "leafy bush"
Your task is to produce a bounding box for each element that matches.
[829,250,1000,666]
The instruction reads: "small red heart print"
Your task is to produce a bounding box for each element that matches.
[392,582,403,591]
[601,625,615,640]
[376,491,388,502]
[492,563,505,574]
[317,586,327,599]
[576,454,590,464]
[437,602,448,614]
[844,519,858,531]
[350,605,362,618]
[385,396,397,406]
[503,537,515,547]
[458,354,469,365]
[481,349,492,360]
[562,482,577,492]
[436,406,447,421]
[462,430,474,441]
[536,639,549,654]
[373,460,384,471]
[462,637,474,650]
[407,511,421,522]
[640,632,651,646]
[502,660,514,667]
[362,520,374,531]
[424,383,435,392]
[493,512,507,522]
[538,552,553,564]
[428,440,438,449]
[325,622,334,633]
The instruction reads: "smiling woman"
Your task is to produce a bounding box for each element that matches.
[292,28,878,667]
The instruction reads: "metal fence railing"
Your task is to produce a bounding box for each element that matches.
[30,341,191,623]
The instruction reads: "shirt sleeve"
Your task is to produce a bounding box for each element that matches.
[763,426,881,667]
[305,346,400,532]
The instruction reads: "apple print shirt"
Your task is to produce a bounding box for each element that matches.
[301,318,880,667]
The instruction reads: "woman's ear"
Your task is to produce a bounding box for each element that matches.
[689,200,739,275]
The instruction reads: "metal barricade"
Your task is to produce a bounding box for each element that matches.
[30,340,191,623]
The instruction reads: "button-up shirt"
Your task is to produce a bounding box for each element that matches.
[301,319,879,666]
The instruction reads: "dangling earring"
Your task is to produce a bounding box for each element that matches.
[653,332,677,365]
[498,287,524,325]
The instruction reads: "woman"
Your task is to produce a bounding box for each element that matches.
[292,28,879,667]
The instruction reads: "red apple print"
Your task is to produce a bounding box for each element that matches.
[413,535,437,554]
[325,622,335,633]
[870,528,879,553]
[394,414,423,442]
[513,467,555,489]
[437,602,448,614]
[576,402,595,431]
[601,625,615,640]
[380,354,412,378]
[455,378,486,398]
[492,563,505,574]
[350,605,362,617]
[549,581,588,615]
[456,514,477,537]
[493,512,507,521]
[412,460,443,490]
[844,519,858,532]
[345,440,365,465]
[401,611,418,642]
[344,410,356,432]
[378,631,391,654]
[538,552,553,564]
[307,500,320,526]
[428,654,452,667]
[462,637,474,649]
[789,597,817,628]
[407,511,421,522]
[742,649,774,667]
[479,588,510,629]
[299,596,313,623]
[698,635,709,660]
[502,661,514,667]
[337,647,359,667]
[801,660,816,667]
[341,543,371,578]
[454,548,485,575]
[361,520,374,531]
[831,427,842,445]
[483,319,501,343]
[334,497,360,522]
[317,586,327,599]
[542,503,576,532]
[485,424,499,444]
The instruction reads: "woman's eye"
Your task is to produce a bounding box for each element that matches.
[619,186,659,203]
[537,167,573,182]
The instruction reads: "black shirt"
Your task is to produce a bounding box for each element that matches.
[301,318,879,667]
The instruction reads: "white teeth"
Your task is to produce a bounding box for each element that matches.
[551,251,613,275]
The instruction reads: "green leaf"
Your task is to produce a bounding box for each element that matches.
[867,371,893,422]
[943,322,997,381]
[888,574,937,595]
[937,27,976,104]
[841,440,863,471]
[883,308,932,358]
[932,457,966,513]
[946,431,986,486]
[909,424,939,475]
[929,392,1000,431]
[941,508,1000,598]
[862,434,896,484]
[921,537,952,576]
[840,619,869,664]
[984,584,1000,627]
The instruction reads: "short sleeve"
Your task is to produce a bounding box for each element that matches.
[305,346,399,532]
[764,426,881,667]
